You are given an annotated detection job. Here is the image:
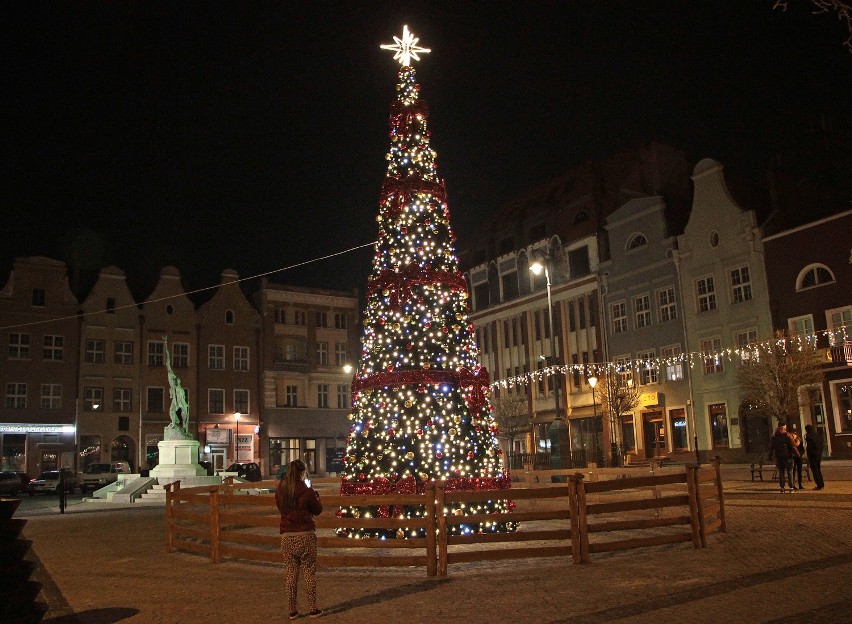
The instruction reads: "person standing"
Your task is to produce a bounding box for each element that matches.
[789,430,805,491]
[275,459,324,619]
[805,424,825,490]
[768,424,798,493]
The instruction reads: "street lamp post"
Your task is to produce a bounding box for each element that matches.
[234,412,241,463]
[530,250,569,469]
[588,376,598,466]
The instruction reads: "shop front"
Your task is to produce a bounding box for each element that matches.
[0,423,76,476]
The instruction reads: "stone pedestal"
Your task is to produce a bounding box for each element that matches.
[151,438,207,483]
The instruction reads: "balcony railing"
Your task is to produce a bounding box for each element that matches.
[271,358,309,372]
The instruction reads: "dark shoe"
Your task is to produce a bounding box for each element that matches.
[309,610,324,619]
[289,612,300,620]
[815,486,824,490]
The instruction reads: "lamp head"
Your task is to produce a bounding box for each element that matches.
[529,260,544,276]
[588,376,597,388]
[235,412,241,421]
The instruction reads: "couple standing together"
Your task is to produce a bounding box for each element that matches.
[768,423,825,492]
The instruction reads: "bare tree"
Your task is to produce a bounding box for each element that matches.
[490,391,529,466]
[594,370,641,463]
[774,0,852,53]
[737,330,825,426]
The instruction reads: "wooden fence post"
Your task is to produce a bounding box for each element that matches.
[435,481,447,576]
[210,487,221,564]
[685,465,702,549]
[573,472,590,563]
[713,457,727,533]
[165,482,174,553]
[426,482,437,577]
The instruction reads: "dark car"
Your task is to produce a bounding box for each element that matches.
[28,470,77,495]
[224,462,262,482]
[0,471,22,496]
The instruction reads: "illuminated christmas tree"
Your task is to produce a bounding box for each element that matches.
[338,26,514,539]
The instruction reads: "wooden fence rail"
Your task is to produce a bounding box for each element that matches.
[165,461,725,576]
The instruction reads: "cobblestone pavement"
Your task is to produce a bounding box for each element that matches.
[17,466,852,624]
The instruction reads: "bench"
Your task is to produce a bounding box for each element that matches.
[752,455,810,483]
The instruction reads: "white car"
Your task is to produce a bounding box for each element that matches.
[28,470,77,495]
[79,461,131,493]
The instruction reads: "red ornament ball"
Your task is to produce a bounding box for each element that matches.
[436,451,443,459]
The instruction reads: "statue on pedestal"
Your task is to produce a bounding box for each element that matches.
[164,336,192,440]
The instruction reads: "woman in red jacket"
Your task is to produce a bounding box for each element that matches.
[275,459,323,619]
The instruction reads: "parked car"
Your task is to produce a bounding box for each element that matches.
[79,461,131,493]
[28,470,77,495]
[224,462,262,482]
[0,471,23,496]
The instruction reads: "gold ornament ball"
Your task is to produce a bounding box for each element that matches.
[405,451,414,460]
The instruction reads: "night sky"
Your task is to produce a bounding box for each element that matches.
[2,1,850,300]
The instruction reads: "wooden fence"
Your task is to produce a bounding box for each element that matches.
[165,461,725,576]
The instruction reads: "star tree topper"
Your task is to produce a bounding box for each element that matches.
[380,25,430,66]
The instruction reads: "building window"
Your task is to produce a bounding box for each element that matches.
[335,343,346,366]
[334,313,347,329]
[637,350,658,385]
[43,335,64,361]
[611,302,627,334]
[826,307,852,346]
[234,389,249,414]
[316,312,328,328]
[316,342,328,366]
[696,277,716,312]
[578,299,586,330]
[147,387,165,413]
[85,339,105,364]
[84,387,104,411]
[41,383,62,409]
[208,389,225,414]
[626,233,647,250]
[730,266,752,303]
[294,310,306,326]
[114,388,132,412]
[208,345,225,370]
[621,414,636,453]
[662,345,683,381]
[32,288,46,307]
[118,416,130,431]
[634,295,651,328]
[172,342,189,368]
[106,298,116,313]
[234,346,249,371]
[796,264,835,291]
[701,338,723,374]
[9,333,30,359]
[269,438,300,471]
[317,384,329,408]
[115,341,134,365]
[147,341,164,367]
[337,384,349,409]
[568,246,591,279]
[5,383,26,409]
[709,403,729,447]
[615,356,633,385]
[225,309,235,325]
[788,315,815,338]
[838,383,852,433]
[275,308,286,324]
[568,301,576,332]
[285,385,298,407]
[658,287,677,323]
[735,329,757,353]
[670,408,688,450]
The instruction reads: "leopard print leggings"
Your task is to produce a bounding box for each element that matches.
[281,532,318,613]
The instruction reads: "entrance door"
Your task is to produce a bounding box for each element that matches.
[642,412,665,458]
[211,449,227,473]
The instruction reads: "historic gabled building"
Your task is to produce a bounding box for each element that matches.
[255,280,359,476]
[77,266,141,471]
[675,159,774,460]
[138,266,198,472]
[762,209,852,459]
[0,257,79,475]
[600,196,693,462]
[197,270,263,473]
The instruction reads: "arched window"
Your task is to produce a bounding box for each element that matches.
[796,264,835,291]
[626,234,647,251]
[225,309,235,324]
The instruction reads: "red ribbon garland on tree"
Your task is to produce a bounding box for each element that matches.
[379,178,446,220]
[351,366,490,416]
[339,472,512,496]
[366,264,467,311]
